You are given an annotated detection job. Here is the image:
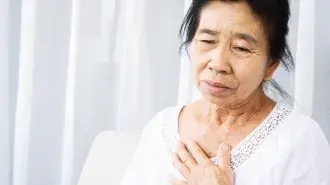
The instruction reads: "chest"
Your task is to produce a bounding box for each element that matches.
[178,116,261,158]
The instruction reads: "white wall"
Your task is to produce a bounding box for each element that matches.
[313,0,330,141]
[294,0,330,141]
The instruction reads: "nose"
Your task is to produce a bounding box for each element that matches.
[207,46,232,75]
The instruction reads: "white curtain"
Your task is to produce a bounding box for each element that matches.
[1,0,329,185]
[0,0,184,185]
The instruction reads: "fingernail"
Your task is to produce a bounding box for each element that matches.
[221,143,231,152]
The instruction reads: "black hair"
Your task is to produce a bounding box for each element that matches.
[179,0,295,102]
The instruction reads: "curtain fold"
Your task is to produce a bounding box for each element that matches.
[0,1,11,185]
[294,0,315,116]
[1,0,184,185]
[12,0,38,184]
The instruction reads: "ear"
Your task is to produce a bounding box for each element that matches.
[264,60,280,81]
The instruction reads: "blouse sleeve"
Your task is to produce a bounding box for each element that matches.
[120,109,169,185]
[283,119,330,185]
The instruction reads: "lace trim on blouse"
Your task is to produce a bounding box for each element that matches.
[161,104,292,171]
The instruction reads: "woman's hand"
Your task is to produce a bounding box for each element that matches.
[171,141,233,185]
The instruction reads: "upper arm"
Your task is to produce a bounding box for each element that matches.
[120,130,152,185]
[283,119,330,185]
[120,108,172,185]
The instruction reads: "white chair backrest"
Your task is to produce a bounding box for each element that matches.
[77,130,140,185]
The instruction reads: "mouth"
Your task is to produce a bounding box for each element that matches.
[201,80,230,93]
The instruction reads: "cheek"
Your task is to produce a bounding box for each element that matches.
[233,60,266,92]
[190,51,209,83]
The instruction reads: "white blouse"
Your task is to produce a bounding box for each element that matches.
[120,103,330,185]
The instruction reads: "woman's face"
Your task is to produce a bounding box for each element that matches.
[190,1,278,107]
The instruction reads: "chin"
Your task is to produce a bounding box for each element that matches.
[201,92,231,106]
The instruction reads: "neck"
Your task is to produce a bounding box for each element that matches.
[202,88,275,127]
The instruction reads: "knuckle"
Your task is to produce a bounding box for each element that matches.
[218,151,230,157]
[177,149,186,157]
[173,160,182,168]
[219,156,231,162]
[203,160,213,167]
[195,146,203,154]
[179,151,189,160]
[178,164,186,171]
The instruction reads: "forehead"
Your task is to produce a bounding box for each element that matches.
[198,1,265,38]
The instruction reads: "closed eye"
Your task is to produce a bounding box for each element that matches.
[234,47,251,53]
[201,40,216,44]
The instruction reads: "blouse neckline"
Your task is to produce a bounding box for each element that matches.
[162,103,292,171]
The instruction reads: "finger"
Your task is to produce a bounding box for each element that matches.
[187,141,211,166]
[171,179,188,185]
[176,141,197,169]
[217,143,232,170]
[171,153,190,179]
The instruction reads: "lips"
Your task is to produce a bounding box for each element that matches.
[202,80,229,88]
[201,80,230,93]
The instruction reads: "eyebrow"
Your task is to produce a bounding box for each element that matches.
[233,32,258,44]
[197,28,221,36]
[197,28,258,44]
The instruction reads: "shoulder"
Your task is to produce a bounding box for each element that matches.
[134,105,184,157]
[279,104,330,160]
[271,104,330,161]
[141,105,183,138]
[293,111,329,149]
[278,106,330,183]
[283,107,328,144]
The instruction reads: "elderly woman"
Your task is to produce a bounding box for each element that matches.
[120,0,330,185]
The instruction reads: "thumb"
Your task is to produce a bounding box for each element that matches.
[217,143,232,170]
